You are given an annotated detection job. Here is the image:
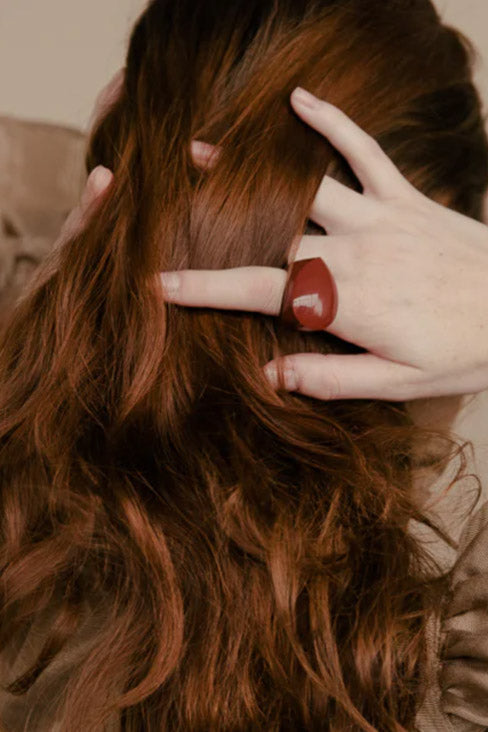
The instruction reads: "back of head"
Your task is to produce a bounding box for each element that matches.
[1,0,488,729]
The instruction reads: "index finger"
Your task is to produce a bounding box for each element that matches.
[290,87,413,199]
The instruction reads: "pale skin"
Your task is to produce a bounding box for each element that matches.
[67,85,488,402]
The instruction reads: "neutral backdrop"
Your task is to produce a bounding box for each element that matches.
[0,0,487,131]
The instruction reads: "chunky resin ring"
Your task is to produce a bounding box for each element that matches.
[279,257,338,331]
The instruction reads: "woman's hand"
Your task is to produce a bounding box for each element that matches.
[160,87,488,402]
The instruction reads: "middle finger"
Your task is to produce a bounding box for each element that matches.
[190,140,382,235]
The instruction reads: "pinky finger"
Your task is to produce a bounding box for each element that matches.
[264,352,425,401]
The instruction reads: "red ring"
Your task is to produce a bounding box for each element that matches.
[279,257,338,331]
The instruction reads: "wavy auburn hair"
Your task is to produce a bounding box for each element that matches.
[1,0,488,730]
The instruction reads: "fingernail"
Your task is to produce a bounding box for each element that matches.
[88,166,113,194]
[191,140,219,168]
[291,87,321,110]
[264,363,298,391]
[191,140,215,157]
[160,272,181,298]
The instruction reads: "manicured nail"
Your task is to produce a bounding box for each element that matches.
[291,87,321,110]
[88,166,113,194]
[191,140,219,169]
[264,363,298,392]
[191,140,215,157]
[160,272,181,298]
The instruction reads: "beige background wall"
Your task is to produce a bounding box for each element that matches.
[0,0,145,130]
[0,0,487,131]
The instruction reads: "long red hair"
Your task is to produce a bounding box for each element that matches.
[1,1,488,729]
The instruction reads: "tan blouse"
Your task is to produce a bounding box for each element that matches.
[2,117,488,731]
[410,390,488,732]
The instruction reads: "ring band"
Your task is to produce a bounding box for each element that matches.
[279,257,338,331]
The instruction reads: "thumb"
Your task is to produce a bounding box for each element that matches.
[264,352,422,401]
[59,166,113,245]
[80,165,114,214]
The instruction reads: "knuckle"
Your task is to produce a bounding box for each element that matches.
[350,235,372,264]
[245,273,281,313]
[390,371,424,401]
[317,362,342,400]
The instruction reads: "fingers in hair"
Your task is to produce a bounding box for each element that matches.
[290,87,413,199]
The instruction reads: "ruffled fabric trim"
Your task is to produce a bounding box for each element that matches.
[440,499,488,729]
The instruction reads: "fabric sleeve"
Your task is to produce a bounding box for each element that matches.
[440,499,488,728]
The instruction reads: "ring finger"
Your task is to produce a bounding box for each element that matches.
[160,235,352,330]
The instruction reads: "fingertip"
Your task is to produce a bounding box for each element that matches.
[88,166,114,195]
[290,87,323,112]
[160,272,181,300]
[264,361,299,392]
[191,140,213,154]
[190,140,219,169]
